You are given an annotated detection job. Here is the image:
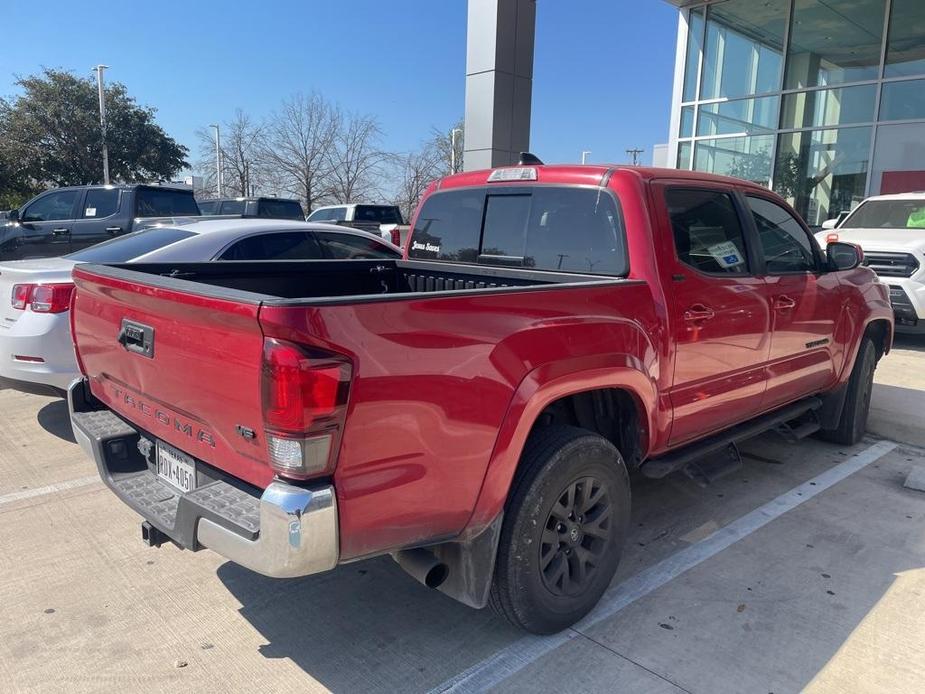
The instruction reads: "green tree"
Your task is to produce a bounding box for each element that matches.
[0,68,188,193]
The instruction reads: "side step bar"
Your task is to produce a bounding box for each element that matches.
[641,397,823,480]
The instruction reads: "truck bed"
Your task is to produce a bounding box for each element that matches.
[71,258,649,560]
[81,258,619,304]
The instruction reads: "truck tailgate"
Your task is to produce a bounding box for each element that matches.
[71,266,274,488]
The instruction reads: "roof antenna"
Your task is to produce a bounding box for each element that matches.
[518,152,544,166]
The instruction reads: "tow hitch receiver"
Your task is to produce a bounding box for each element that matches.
[141,521,168,548]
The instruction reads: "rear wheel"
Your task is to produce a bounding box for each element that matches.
[819,337,876,445]
[489,425,630,634]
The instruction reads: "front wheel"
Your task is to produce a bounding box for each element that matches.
[819,337,877,446]
[489,425,630,634]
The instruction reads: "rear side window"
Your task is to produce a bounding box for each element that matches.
[666,188,749,275]
[83,188,120,218]
[219,200,246,215]
[746,196,816,273]
[355,205,403,224]
[136,189,200,216]
[308,207,347,222]
[258,200,305,219]
[219,232,322,260]
[315,232,400,259]
[65,228,195,262]
[408,187,627,275]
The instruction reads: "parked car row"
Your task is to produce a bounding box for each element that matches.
[0,220,399,389]
[59,160,891,635]
[2,185,409,264]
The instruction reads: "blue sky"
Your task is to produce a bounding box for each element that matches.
[1,0,679,167]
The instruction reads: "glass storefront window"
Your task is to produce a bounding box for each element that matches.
[701,0,786,100]
[697,96,779,137]
[785,0,885,89]
[693,135,775,185]
[880,79,925,121]
[680,105,694,138]
[677,141,693,169]
[781,84,877,129]
[682,8,705,102]
[885,0,925,77]
[773,126,872,226]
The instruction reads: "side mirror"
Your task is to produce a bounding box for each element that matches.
[7,208,18,223]
[821,218,838,230]
[827,241,863,271]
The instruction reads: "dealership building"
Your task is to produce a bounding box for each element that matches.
[664,0,925,225]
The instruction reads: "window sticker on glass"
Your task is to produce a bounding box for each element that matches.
[707,240,744,268]
[85,207,97,217]
[411,240,441,253]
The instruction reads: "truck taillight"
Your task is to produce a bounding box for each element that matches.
[11,283,74,313]
[826,232,839,244]
[261,338,352,480]
[390,228,401,246]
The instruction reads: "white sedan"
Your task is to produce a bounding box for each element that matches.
[0,219,400,390]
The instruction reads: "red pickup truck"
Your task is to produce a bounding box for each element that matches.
[68,164,892,634]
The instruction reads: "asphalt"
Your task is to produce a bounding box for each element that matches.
[0,336,923,693]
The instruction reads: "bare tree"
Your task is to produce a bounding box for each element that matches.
[390,147,442,222]
[261,92,338,213]
[325,110,385,203]
[194,110,266,198]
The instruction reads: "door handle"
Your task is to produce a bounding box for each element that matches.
[683,304,715,322]
[52,228,69,236]
[105,226,122,235]
[774,295,797,310]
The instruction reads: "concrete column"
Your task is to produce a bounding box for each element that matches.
[463,0,536,171]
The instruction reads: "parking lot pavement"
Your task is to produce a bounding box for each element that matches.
[869,334,925,447]
[0,375,923,693]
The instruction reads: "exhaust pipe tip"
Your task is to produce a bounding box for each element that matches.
[393,548,449,589]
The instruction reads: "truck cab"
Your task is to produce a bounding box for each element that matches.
[196,197,305,220]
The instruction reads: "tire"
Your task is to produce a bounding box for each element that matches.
[819,337,877,446]
[489,425,631,634]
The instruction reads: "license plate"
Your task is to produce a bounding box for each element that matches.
[156,442,197,493]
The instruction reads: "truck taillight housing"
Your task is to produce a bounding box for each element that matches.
[11,283,75,313]
[389,227,401,246]
[261,338,352,480]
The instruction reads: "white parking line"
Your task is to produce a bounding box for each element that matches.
[0,475,100,507]
[432,439,898,693]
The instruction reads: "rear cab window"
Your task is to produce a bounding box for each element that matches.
[257,200,305,220]
[408,186,627,275]
[135,188,200,216]
[354,205,404,225]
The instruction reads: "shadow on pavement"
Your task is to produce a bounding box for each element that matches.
[217,556,518,693]
[893,332,925,353]
[216,438,925,693]
[37,398,76,443]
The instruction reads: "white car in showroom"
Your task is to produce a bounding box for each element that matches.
[815,192,925,330]
[0,219,400,391]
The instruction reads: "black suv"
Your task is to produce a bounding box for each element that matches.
[1,184,201,261]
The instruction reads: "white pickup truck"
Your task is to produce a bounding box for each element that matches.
[816,192,925,329]
[306,203,409,247]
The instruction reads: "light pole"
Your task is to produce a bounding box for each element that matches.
[209,124,223,196]
[92,65,110,184]
[450,128,463,174]
[581,150,591,165]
